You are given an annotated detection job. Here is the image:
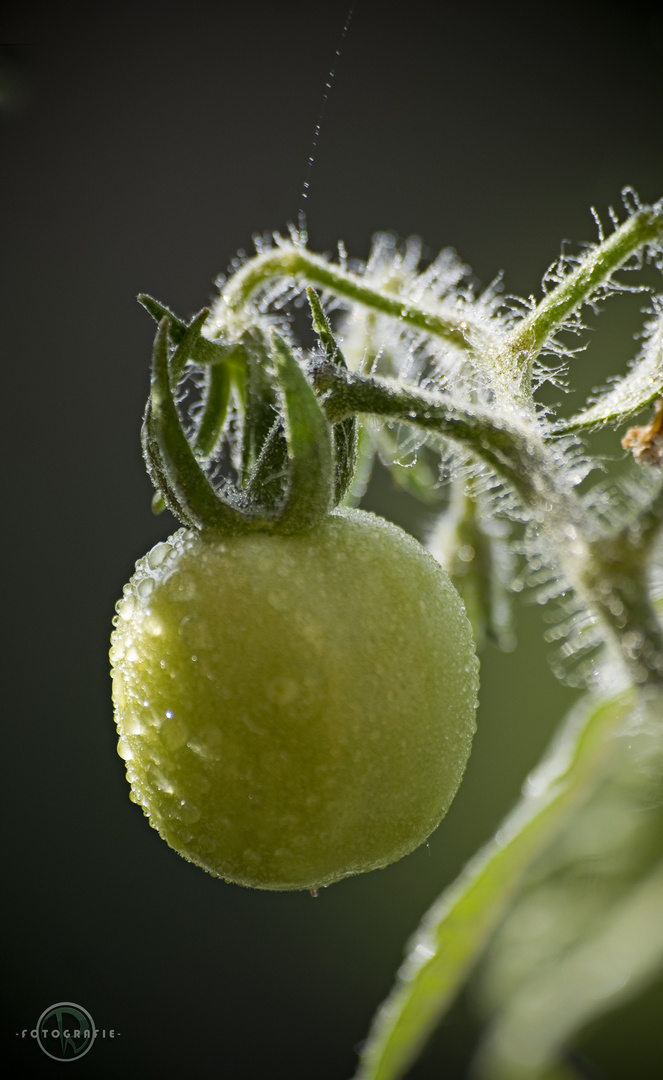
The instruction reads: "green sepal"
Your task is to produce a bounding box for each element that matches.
[138,294,186,335]
[140,297,339,534]
[269,332,334,532]
[239,329,280,483]
[244,417,289,510]
[306,286,358,505]
[143,316,254,533]
[193,361,232,458]
[142,397,192,525]
[138,293,236,374]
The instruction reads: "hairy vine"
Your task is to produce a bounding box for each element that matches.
[135,190,663,1080]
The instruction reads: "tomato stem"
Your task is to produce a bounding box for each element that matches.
[310,360,558,507]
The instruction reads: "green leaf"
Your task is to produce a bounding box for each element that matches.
[354,690,637,1080]
[474,858,663,1080]
[472,686,663,1079]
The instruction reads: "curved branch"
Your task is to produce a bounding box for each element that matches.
[311,361,565,508]
[504,203,663,378]
[220,244,476,351]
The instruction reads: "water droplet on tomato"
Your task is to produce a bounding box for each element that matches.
[148,542,171,569]
[147,763,174,794]
[177,799,201,825]
[117,595,136,620]
[123,711,145,736]
[109,640,126,663]
[117,737,133,761]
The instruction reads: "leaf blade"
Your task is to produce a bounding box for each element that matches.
[355,691,636,1080]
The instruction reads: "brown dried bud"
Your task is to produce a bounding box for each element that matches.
[621,400,663,466]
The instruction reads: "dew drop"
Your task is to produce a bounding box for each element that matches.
[177,799,201,825]
[148,543,171,569]
[147,764,174,794]
[112,679,127,710]
[137,578,155,599]
[117,595,136,621]
[123,712,145,736]
[117,737,134,761]
[109,640,126,664]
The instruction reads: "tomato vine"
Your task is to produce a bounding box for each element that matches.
[114,190,663,1079]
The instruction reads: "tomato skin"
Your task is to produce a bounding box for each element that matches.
[111,508,479,890]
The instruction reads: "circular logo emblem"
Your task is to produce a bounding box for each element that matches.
[35,1002,96,1062]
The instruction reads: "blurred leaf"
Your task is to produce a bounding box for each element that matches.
[474,859,663,1080]
[473,693,663,1079]
[354,690,637,1080]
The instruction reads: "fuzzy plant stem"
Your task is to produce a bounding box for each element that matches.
[312,361,663,691]
[221,245,477,351]
[504,204,663,379]
[217,204,663,691]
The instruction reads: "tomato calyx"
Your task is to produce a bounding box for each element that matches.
[139,290,358,535]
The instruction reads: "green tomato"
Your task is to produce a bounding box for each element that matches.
[111,508,479,891]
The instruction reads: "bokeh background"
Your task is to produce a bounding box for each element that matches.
[3,3,663,1076]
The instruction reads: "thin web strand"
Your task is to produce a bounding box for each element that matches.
[297,2,356,243]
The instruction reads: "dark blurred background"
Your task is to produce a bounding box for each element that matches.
[3,3,663,1076]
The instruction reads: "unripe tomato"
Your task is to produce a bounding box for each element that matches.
[111,508,479,890]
